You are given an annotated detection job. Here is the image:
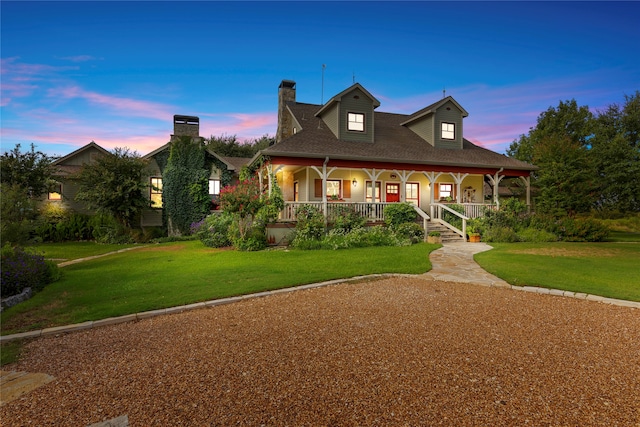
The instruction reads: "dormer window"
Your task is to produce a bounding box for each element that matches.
[347,112,365,132]
[441,122,455,140]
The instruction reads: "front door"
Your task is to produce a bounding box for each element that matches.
[386,183,400,202]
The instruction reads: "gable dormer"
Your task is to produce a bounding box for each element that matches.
[401,96,468,149]
[315,83,380,143]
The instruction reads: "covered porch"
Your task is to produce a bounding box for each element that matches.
[258,158,531,239]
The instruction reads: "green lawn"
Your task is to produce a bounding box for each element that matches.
[35,241,142,261]
[474,242,640,301]
[1,241,435,335]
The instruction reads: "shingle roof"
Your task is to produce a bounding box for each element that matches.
[262,102,536,171]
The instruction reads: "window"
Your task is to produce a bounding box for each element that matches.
[208,179,220,196]
[48,183,62,200]
[326,180,341,198]
[441,122,455,140]
[439,183,453,200]
[347,112,365,132]
[366,181,381,202]
[406,182,419,206]
[150,177,163,208]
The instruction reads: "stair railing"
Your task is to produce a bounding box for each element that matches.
[431,203,468,239]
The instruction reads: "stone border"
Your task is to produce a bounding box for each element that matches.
[0,287,32,313]
[1,274,637,343]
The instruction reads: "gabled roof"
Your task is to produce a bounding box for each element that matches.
[400,96,469,126]
[261,102,536,172]
[143,142,248,172]
[52,141,110,165]
[315,83,381,117]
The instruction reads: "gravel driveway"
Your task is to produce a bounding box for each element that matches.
[1,276,639,426]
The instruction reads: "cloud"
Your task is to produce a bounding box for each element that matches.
[199,112,277,142]
[57,55,99,62]
[47,85,175,120]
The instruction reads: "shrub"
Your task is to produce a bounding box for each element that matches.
[89,213,132,244]
[1,244,60,297]
[395,222,425,244]
[384,203,417,229]
[517,228,558,242]
[558,217,610,242]
[291,204,325,248]
[482,226,520,243]
[330,205,366,233]
[193,213,233,248]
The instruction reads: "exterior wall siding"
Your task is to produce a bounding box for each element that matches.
[434,100,463,149]
[339,88,374,143]
[406,119,435,146]
[322,102,340,138]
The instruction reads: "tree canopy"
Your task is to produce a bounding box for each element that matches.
[508,92,640,215]
[0,143,55,198]
[206,134,274,157]
[73,147,149,228]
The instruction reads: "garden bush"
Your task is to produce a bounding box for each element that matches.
[517,228,558,242]
[394,222,425,244]
[384,203,417,229]
[1,244,60,297]
[442,204,465,230]
[330,205,366,233]
[291,204,325,248]
[482,226,520,243]
[192,213,233,248]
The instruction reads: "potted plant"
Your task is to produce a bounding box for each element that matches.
[468,232,481,243]
[427,230,442,244]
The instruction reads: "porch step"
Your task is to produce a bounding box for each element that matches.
[426,222,466,243]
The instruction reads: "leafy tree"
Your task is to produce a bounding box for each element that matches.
[590,91,640,213]
[163,136,210,236]
[0,143,54,198]
[507,99,596,216]
[74,147,149,228]
[206,134,275,157]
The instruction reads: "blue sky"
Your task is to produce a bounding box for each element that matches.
[2,1,639,158]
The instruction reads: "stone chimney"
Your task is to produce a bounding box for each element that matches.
[172,115,200,138]
[276,80,296,143]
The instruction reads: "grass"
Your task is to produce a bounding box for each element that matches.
[1,341,22,365]
[474,242,640,301]
[33,241,141,261]
[1,241,435,335]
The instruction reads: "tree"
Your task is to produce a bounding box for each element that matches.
[206,134,275,157]
[162,136,210,236]
[0,143,54,198]
[73,147,149,228]
[507,99,597,215]
[590,91,640,213]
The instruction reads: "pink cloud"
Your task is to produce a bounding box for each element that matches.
[199,112,277,142]
[47,85,174,120]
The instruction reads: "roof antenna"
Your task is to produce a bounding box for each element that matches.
[353,71,356,84]
[443,87,446,99]
[321,64,326,104]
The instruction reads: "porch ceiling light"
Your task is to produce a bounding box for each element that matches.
[352,178,357,187]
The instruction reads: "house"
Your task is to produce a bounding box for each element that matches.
[43,115,250,229]
[251,80,537,240]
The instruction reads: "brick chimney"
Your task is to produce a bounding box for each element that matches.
[172,115,200,138]
[276,80,296,143]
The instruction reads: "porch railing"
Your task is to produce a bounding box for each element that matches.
[280,202,396,222]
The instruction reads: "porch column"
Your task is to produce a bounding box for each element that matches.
[393,169,415,202]
[485,168,505,208]
[451,172,469,204]
[311,157,337,218]
[423,171,442,218]
[519,175,531,211]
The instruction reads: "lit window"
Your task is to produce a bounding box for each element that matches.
[150,177,163,208]
[441,122,455,140]
[406,183,419,206]
[326,180,341,198]
[48,183,62,200]
[209,179,221,196]
[366,181,381,202]
[347,112,365,132]
[439,183,453,200]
